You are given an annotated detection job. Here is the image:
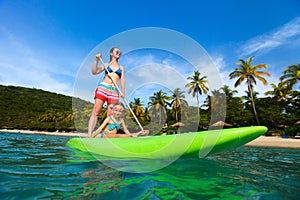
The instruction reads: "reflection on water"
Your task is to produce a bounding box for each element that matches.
[0,132,299,199]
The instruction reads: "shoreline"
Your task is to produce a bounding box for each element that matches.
[0,129,88,137]
[1,129,299,148]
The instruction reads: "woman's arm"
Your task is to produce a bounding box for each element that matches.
[120,66,125,98]
[92,54,106,75]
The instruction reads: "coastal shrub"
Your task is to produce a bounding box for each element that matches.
[284,125,300,136]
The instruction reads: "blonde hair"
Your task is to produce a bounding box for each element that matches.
[113,102,125,108]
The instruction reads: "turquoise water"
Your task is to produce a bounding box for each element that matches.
[0,132,299,199]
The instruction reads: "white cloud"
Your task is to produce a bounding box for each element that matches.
[125,63,199,107]
[209,17,300,98]
[0,26,79,96]
[117,51,228,107]
[239,17,300,57]
[0,61,72,95]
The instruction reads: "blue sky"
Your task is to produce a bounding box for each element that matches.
[1,0,300,106]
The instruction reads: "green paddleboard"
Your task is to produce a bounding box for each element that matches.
[67,126,267,160]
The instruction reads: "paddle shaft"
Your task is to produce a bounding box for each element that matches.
[99,57,144,131]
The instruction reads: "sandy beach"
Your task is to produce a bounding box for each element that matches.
[1,129,299,148]
[245,136,300,149]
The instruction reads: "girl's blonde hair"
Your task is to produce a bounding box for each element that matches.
[113,102,125,108]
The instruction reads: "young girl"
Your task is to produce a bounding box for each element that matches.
[91,102,149,138]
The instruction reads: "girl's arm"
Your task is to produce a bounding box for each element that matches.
[119,119,149,137]
[92,117,109,137]
[120,118,131,136]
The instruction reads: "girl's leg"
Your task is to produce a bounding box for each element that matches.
[134,130,149,137]
[103,133,131,138]
[118,134,132,138]
[88,99,105,137]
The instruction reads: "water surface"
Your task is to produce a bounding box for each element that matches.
[0,132,299,199]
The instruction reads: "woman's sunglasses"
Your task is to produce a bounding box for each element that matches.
[114,50,121,55]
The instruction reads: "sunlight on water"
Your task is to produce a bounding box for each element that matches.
[0,132,299,199]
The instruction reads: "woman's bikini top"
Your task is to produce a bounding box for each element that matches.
[105,65,122,78]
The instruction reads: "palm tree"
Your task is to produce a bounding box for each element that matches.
[143,107,151,122]
[202,95,211,111]
[129,98,145,121]
[64,112,74,123]
[39,112,52,122]
[289,90,300,115]
[265,82,295,114]
[280,64,300,89]
[210,89,226,111]
[148,90,170,124]
[170,88,188,122]
[185,71,209,116]
[221,85,238,103]
[242,90,259,107]
[202,89,226,124]
[203,89,222,112]
[265,83,292,102]
[229,56,271,125]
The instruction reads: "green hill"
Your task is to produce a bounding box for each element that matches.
[0,85,92,131]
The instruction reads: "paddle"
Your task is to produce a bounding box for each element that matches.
[99,57,144,131]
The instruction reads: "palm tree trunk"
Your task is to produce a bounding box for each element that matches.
[175,105,178,122]
[159,106,162,124]
[196,93,200,117]
[248,82,260,125]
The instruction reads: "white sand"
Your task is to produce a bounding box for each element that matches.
[245,136,300,148]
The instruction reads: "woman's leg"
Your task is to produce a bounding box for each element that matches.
[107,104,114,116]
[88,99,105,137]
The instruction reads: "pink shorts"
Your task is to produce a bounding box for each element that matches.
[94,83,119,104]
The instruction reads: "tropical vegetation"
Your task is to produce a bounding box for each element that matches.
[0,58,299,136]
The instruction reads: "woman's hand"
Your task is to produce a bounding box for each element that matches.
[95,54,102,61]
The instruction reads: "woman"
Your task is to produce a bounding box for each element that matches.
[88,47,125,138]
[91,102,149,138]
